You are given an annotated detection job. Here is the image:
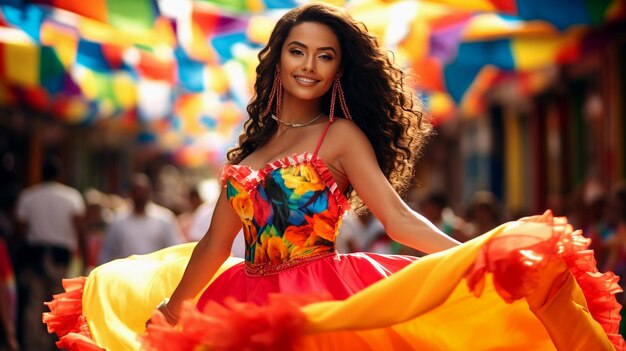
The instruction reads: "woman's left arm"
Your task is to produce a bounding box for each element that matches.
[333,121,460,254]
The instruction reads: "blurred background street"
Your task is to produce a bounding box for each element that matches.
[0,0,624,349]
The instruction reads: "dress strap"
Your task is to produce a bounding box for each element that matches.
[313,120,333,157]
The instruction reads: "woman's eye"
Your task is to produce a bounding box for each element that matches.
[319,54,333,61]
[290,49,303,56]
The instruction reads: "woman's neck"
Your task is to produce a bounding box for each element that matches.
[279,95,322,124]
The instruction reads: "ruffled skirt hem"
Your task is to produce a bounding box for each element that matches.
[42,277,105,351]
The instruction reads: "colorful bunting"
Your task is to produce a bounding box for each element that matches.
[42,0,158,32]
[1,4,46,41]
[0,0,623,166]
[136,49,176,82]
[76,39,111,72]
[1,41,40,88]
[40,21,78,68]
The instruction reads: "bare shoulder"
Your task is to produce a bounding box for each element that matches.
[316,118,373,183]
[326,118,370,150]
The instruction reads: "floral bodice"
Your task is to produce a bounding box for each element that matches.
[222,152,349,267]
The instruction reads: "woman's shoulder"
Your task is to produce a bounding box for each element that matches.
[327,118,363,137]
[327,118,369,147]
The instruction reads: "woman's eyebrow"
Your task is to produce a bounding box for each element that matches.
[287,41,337,54]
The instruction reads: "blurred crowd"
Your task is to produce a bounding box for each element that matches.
[0,157,215,350]
[338,184,626,271]
[0,156,623,350]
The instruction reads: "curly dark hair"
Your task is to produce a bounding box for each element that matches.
[227,3,433,211]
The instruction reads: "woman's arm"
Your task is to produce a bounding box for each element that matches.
[332,121,460,254]
[164,188,242,319]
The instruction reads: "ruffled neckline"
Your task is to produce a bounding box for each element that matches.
[220,152,350,214]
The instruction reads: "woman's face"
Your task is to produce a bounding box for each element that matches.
[279,21,342,103]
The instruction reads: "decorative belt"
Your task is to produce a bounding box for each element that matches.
[244,251,337,277]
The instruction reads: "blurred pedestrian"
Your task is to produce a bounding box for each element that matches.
[15,156,87,351]
[99,174,183,264]
[177,188,203,242]
[188,180,245,258]
[83,189,109,273]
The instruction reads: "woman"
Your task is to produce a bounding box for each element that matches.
[45,4,623,350]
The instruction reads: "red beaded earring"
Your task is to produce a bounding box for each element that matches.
[261,68,282,119]
[328,77,352,122]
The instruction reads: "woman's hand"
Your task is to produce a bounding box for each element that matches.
[145,298,179,328]
[157,298,180,325]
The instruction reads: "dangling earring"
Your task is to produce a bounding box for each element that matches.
[328,77,352,122]
[261,68,282,119]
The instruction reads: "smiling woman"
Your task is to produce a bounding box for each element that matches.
[279,22,341,105]
[43,3,624,351]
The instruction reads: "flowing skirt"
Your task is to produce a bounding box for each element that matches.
[44,212,625,350]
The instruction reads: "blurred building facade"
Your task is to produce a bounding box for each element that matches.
[416,20,626,219]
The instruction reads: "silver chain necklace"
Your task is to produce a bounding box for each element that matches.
[271,112,324,128]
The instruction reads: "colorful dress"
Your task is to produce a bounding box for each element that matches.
[44,122,624,350]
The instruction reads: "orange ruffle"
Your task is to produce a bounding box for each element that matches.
[141,294,316,351]
[466,210,625,351]
[42,277,104,351]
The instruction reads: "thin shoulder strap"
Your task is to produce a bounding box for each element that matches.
[313,120,334,157]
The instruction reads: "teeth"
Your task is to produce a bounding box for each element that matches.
[295,76,317,83]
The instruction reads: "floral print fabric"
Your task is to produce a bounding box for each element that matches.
[222,153,349,265]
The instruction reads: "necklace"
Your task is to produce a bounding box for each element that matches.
[271,112,324,128]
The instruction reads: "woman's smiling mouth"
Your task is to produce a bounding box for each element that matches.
[294,75,320,85]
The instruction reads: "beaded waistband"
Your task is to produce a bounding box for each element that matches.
[244,251,337,277]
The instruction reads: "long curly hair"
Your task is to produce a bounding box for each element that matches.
[227,3,433,211]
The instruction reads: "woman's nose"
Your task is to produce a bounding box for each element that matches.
[301,55,315,72]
